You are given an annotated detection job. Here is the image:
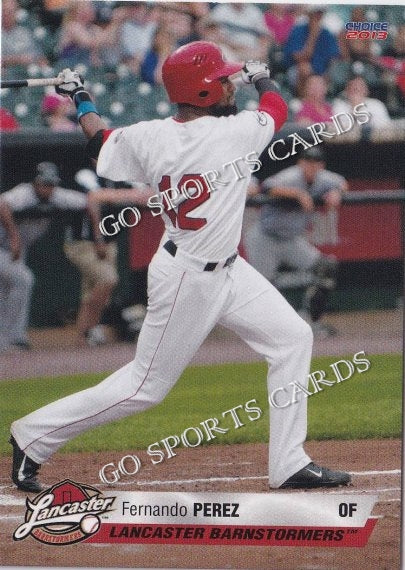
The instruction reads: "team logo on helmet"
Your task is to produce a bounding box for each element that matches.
[13,479,115,545]
[193,53,208,65]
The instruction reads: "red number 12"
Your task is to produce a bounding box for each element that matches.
[158,174,210,230]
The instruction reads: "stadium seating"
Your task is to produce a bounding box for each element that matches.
[2,2,405,130]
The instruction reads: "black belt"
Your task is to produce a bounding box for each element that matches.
[163,240,237,271]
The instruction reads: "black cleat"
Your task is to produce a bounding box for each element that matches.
[279,462,351,489]
[9,436,43,493]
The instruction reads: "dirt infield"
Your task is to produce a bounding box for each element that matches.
[0,309,402,380]
[0,438,401,569]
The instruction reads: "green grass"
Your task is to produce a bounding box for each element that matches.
[0,354,401,456]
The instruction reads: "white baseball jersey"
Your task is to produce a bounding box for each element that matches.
[97,111,275,259]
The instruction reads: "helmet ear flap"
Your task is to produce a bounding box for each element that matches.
[197,81,223,106]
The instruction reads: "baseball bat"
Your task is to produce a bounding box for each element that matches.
[0,77,63,89]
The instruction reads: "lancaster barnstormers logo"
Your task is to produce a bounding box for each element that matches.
[13,479,115,545]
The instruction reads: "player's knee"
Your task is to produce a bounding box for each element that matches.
[293,316,313,348]
[131,375,173,407]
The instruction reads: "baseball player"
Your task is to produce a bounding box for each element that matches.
[9,41,350,492]
[245,146,347,336]
[0,162,89,352]
[64,169,119,347]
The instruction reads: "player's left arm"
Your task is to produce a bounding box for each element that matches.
[242,61,288,132]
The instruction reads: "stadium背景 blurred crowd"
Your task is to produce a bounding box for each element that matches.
[1,1,405,131]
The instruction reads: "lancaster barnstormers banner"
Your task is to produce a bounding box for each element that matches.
[14,482,378,548]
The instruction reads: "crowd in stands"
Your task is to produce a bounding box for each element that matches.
[1,1,405,131]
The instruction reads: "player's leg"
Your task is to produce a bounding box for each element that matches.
[218,256,312,487]
[10,247,230,466]
[0,248,34,350]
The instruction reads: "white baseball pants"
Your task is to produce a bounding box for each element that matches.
[11,245,313,488]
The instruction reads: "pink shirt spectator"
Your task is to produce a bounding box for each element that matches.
[295,100,333,124]
[0,108,20,131]
[264,7,295,45]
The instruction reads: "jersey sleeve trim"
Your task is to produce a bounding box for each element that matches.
[258,92,288,132]
[87,129,115,159]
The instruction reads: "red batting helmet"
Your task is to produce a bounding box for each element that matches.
[162,41,243,107]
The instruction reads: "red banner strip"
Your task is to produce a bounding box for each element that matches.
[86,519,377,547]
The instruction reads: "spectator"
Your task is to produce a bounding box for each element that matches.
[384,24,405,59]
[41,93,77,132]
[158,6,194,47]
[379,24,405,106]
[39,0,70,32]
[63,168,119,347]
[57,0,124,70]
[284,6,340,91]
[333,76,392,128]
[332,7,382,96]
[141,26,176,86]
[1,0,49,70]
[338,8,374,64]
[197,17,239,62]
[210,2,271,60]
[170,2,209,21]
[0,162,89,352]
[120,2,156,74]
[245,146,347,337]
[93,3,122,70]
[0,108,20,131]
[264,4,296,46]
[295,74,333,125]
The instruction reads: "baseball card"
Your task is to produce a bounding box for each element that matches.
[0,1,403,570]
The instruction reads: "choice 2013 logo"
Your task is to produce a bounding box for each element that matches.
[345,21,388,40]
[13,479,115,545]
